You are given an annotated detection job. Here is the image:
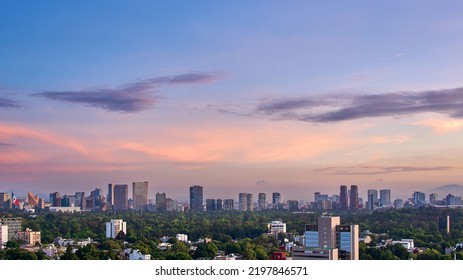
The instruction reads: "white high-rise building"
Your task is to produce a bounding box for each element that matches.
[0,224,8,248]
[106,219,127,238]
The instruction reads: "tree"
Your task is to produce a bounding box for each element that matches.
[241,248,256,260]
[60,245,79,260]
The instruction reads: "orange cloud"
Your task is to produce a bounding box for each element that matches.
[411,118,463,134]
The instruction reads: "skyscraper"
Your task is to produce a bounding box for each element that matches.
[156,192,167,212]
[133,181,148,211]
[367,189,378,210]
[340,185,348,210]
[107,183,115,206]
[206,199,217,211]
[272,192,282,210]
[380,189,391,207]
[114,184,128,211]
[239,193,248,211]
[189,185,203,211]
[246,193,253,211]
[349,185,359,210]
[258,193,266,210]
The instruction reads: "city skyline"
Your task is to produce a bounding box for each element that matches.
[1,2,463,199]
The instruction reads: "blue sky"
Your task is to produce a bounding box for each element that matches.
[1,1,463,201]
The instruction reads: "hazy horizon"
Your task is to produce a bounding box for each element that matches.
[1,1,463,202]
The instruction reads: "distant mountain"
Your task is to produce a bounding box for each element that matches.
[428,184,463,198]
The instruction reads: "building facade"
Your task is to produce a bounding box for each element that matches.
[106,219,127,238]
[18,228,41,245]
[133,181,148,211]
[303,216,358,260]
[114,184,128,211]
[189,185,203,211]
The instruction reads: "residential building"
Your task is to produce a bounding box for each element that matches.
[239,193,248,211]
[189,185,203,211]
[18,228,41,245]
[258,193,266,210]
[246,193,253,211]
[176,234,188,242]
[0,224,7,248]
[106,219,127,238]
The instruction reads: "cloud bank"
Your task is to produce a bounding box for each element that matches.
[256,87,463,122]
[0,96,20,108]
[314,165,454,175]
[34,72,222,113]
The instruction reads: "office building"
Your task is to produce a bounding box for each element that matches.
[106,219,127,239]
[107,184,115,206]
[367,189,378,210]
[206,199,217,211]
[412,191,426,207]
[349,185,359,210]
[272,192,282,210]
[288,200,299,212]
[49,192,61,207]
[189,185,203,212]
[258,193,266,210]
[114,184,128,211]
[302,216,358,260]
[216,199,223,210]
[380,189,391,207]
[156,192,167,212]
[339,185,348,210]
[133,181,148,211]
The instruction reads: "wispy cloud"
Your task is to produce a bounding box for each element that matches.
[314,165,455,175]
[255,87,463,123]
[33,72,222,113]
[0,96,20,108]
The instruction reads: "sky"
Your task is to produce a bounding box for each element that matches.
[1,1,463,202]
